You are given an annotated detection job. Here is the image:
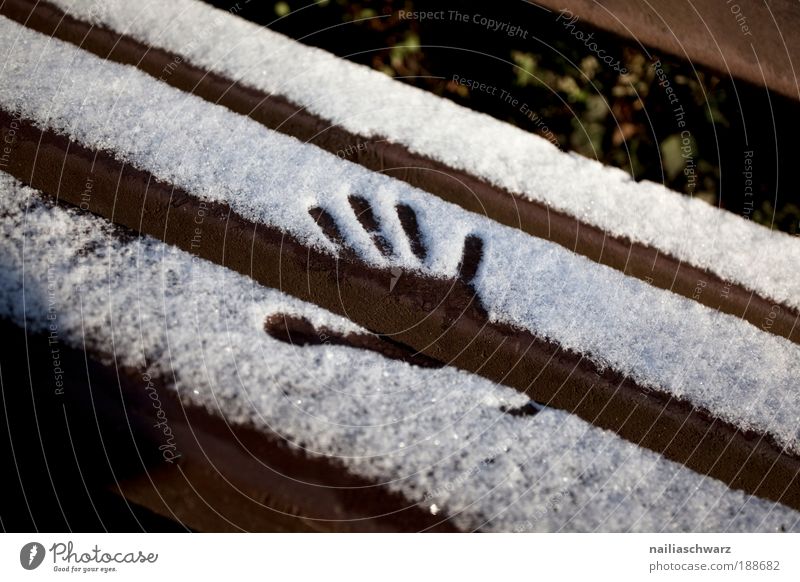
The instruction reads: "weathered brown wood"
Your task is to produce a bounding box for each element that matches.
[535,0,800,99]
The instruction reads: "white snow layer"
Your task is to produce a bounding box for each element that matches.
[0,17,799,456]
[40,0,800,313]
[0,172,797,532]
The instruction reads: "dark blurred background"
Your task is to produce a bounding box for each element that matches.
[205,0,800,235]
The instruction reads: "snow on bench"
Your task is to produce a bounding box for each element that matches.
[0,171,796,532]
[1,16,798,455]
[43,0,800,313]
